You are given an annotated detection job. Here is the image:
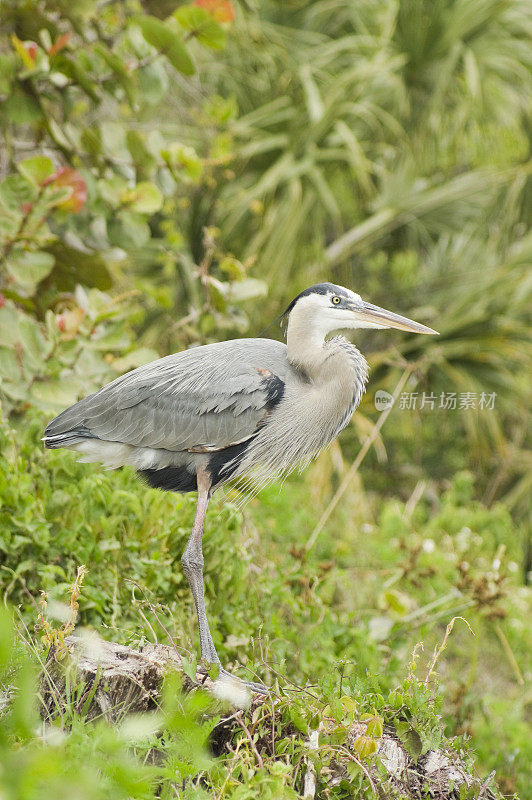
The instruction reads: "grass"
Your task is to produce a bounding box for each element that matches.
[1,410,530,797]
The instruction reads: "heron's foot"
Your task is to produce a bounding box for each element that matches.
[218,667,270,696]
[198,662,270,697]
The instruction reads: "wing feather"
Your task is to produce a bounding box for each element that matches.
[45,338,291,453]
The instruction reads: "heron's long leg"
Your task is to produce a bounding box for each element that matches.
[181,471,220,664]
[181,470,269,696]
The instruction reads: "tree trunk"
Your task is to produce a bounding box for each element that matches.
[41,635,497,800]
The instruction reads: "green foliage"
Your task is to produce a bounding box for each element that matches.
[168,0,532,525]
[0,412,529,797]
[0,593,510,799]
[0,0,265,410]
[0,608,218,800]
[0,286,157,415]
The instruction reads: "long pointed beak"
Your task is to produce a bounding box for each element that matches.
[355,301,439,335]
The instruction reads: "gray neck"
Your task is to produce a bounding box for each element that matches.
[235,308,370,485]
[286,309,332,377]
[286,307,369,400]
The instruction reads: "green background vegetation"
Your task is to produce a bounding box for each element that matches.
[0,0,530,797]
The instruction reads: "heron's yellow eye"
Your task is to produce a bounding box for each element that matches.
[332,296,341,305]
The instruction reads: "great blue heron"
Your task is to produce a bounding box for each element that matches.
[44,283,437,691]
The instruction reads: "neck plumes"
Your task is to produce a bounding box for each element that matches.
[285,305,369,400]
[286,307,332,377]
[280,305,369,466]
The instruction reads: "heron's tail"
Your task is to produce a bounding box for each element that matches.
[43,409,98,449]
[43,428,97,449]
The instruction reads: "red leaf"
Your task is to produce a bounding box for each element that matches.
[11,35,38,67]
[0,293,5,308]
[194,0,234,23]
[44,167,87,213]
[26,42,38,61]
[49,32,71,57]
[56,306,86,339]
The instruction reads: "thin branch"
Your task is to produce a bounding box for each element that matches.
[494,622,524,686]
[335,744,378,795]
[235,711,264,770]
[424,617,474,687]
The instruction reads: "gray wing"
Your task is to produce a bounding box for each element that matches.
[45,338,291,452]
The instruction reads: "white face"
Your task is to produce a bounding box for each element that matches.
[291,287,438,336]
[292,289,382,335]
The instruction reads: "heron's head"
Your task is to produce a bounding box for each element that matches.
[284,283,438,337]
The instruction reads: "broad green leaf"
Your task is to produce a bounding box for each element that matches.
[107,210,150,249]
[219,256,245,280]
[17,314,52,367]
[29,379,81,410]
[207,278,227,312]
[365,715,384,739]
[327,726,348,746]
[228,278,267,302]
[124,181,163,213]
[3,86,41,124]
[354,735,377,758]
[346,761,362,780]
[0,54,16,94]
[207,662,220,681]
[42,185,73,210]
[94,43,136,105]
[100,121,129,160]
[0,215,19,237]
[0,175,36,213]
[39,29,53,52]
[0,306,20,347]
[99,175,129,207]
[173,6,226,50]
[0,346,22,383]
[179,657,197,683]
[17,156,55,186]
[48,71,70,88]
[46,243,113,292]
[138,60,169,105]
[0,379,28,402]
[89,322,130,352]
[6,250,55,293]
[134,16,194,75]
[340,696,357,716]
[161,142,203,182]
[288,704,308,734]
[383,589,411,616]
[402,726,424,759]
[52,54,100,102]
[126,131,156,172]
[81,125,102,157]
[111,348,159,372]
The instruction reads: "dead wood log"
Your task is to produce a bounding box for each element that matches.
[40,634,497,799]
[41,635,186,722]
